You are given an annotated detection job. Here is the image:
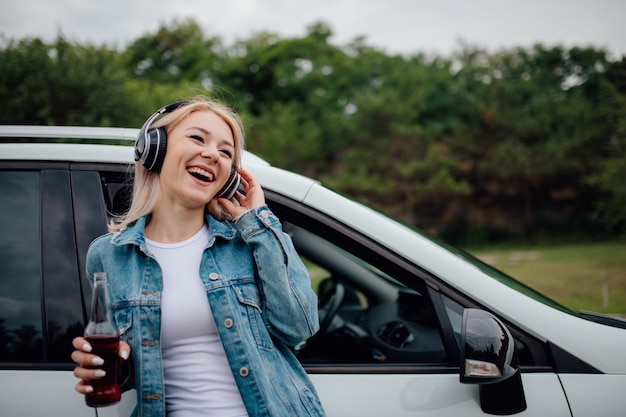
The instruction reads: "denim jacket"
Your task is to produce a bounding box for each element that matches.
[86,206,325,417]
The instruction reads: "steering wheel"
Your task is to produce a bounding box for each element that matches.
[318,279,345,333]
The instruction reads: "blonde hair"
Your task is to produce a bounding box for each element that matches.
[109,97,245,232]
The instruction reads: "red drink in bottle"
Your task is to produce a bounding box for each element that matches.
[84,335,122,407]
[84,272,121,407]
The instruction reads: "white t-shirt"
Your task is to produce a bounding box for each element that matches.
[146,226,248,417]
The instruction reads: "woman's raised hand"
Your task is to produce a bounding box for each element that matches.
[219,168,266,219]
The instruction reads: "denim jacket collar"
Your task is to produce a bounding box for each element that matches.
[110,212,237,249]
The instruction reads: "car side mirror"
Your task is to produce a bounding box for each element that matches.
[460,308,527,415]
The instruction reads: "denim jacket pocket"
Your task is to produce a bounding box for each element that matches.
[300,387,326,415]
[112,307,136,391]
[234,283,273,350]
[113,307,133,341]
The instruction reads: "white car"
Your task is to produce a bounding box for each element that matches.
[1,125,625,417]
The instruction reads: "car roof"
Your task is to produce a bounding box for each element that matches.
[0,125,315,202]
[0,125,271,166]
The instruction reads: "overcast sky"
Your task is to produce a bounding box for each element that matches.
[1,0,625,58]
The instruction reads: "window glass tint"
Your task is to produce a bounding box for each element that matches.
[285,221,446,365]
[441,294,464,347]
[0,171,42,362]
[301,256,331,294]
[101,170,133,217]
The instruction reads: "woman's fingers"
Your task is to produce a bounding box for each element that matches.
[71,336,130,395]
[75,379,94,394]
[119,340,131,360]
[73,362,106,379]
[72,336,92,353]
[71,343,104,367]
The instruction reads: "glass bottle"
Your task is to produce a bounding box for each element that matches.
[84,272,121,407]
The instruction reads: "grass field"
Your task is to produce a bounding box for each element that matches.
[467,241,626,316]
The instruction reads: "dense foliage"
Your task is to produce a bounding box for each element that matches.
[1,19,624,244]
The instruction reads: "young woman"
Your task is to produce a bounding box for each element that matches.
[71,97,325,417]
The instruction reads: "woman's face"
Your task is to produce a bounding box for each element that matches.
[158,109,236,210]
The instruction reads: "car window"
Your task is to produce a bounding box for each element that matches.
[0,171,42,363]
[440,294,464,347]
[100,170,133,217]
[279,219,448,366]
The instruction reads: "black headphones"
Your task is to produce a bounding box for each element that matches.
[134,102,242,200]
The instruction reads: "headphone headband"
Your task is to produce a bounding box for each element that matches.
[139,101,187,135]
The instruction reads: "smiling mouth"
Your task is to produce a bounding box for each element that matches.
[187,167,214,183]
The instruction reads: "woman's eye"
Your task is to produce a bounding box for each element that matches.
[190,135,204,143]
[220,149,233,159]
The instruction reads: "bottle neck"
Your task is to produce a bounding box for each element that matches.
[85,273,118,337]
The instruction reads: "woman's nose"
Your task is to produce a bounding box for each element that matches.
[200,144,219,161]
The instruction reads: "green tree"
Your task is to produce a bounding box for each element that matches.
[218,22,358,178]
[585,58,626,235]
[450,44,616,239]
[0,35,138,126]
[333,52,470,226]
[124,18,222,84]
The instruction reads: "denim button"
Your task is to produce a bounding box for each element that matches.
[260,210,270,219]
[209,272,219,280]
[224,318,234,328]
[239,367,249,377]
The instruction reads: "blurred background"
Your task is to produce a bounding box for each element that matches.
[1,0,624,314]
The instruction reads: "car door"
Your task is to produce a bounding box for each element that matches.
[265,192,573,417]
[0,163,135,417]
[0,164,87,416]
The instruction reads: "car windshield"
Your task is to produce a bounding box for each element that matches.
[440,241,582,317]
[372,209,583,318]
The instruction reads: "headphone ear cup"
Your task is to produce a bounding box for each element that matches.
[137,127,167,172]
[135,101,186,172]
[216,169,241,200]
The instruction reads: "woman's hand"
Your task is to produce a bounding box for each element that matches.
[71,336,131,395]
[219,168,266,219]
